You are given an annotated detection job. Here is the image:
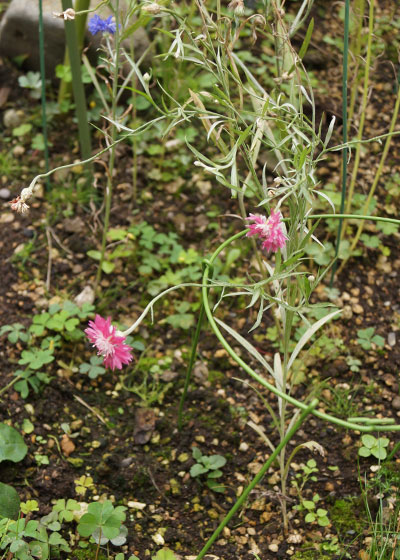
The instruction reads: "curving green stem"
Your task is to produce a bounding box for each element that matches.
[201,228,400,432]
[195,399,319,560]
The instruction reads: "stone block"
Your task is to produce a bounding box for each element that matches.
[0,0,150,74]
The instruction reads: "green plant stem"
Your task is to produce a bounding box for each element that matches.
[95,7,121,294]
[130,39,138,204]
[347,0,366,127]
[337,84,400,275]
[0,375,22,398]
[177,303,205,431]
[61,0,92,164]
[38,0,49,188]
[309,213,400,226]
[330,0,350,287]
[195,399,319,560]
[201,229,400,432]
[58,0,90,103]
[343,0,374,221]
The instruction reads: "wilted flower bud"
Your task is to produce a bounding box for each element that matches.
[20,187,31,202]
[53,8,76,20]
[9,196,29,214]
[228,0,245,16]
[142,2,161,14]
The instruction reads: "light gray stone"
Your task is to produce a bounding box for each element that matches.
[3,108,25,129]
[0,0,65,73]
[0,188,11,199]
[0,0,150,74]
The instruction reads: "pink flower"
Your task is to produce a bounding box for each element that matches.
[85,315,133,371]
[246,210,287,253]
[9,196,30,214]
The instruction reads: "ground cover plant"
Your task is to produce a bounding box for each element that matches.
[1,0,400,558]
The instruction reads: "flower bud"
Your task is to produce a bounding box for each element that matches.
[53,8,75,20]
[228,0,245,16]
[142,2,161,14]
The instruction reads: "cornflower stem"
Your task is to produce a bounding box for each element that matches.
[95,6,121,295]
[330,0,350,287]
[343,0,374,226]
[347,0,366,126]
[201,229,400,432]
[195,399,319,560]
[130,40,138,205]
[177,303,205,431]
[337,82,400,275]
[308,214,400,226]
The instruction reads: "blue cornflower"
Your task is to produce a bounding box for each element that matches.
[88,14,117,35]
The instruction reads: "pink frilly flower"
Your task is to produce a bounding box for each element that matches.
[246,210,287,253]
[85,315,133,371]
[9,196,30,214]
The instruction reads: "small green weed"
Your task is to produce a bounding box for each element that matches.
[356,327,385,350]
[358,435,390,461]
[295,493,330,527]
[190,447,227,493]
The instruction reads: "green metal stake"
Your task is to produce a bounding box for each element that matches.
[195,399,319,560]
[38,0,50,189]
[330,0,350,287]
[61,0,92,165]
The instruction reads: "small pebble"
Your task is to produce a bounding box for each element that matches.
[0,213,14,224]
[268,543,279,552]
[0,187,11,199]
[12,145,25,157]
[151,533,164,546]
[388,332,396,347]
[342,305,353,320]
[239,442,249,452]
[3,108,25,128]
[392,396,400,410]
[352,303,364,314]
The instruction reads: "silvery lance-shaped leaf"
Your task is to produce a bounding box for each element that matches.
[287,309,341,371]
[214,318,274,377]
[0,423,28,463]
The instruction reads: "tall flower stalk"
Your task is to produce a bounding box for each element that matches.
[94,3,121,294]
